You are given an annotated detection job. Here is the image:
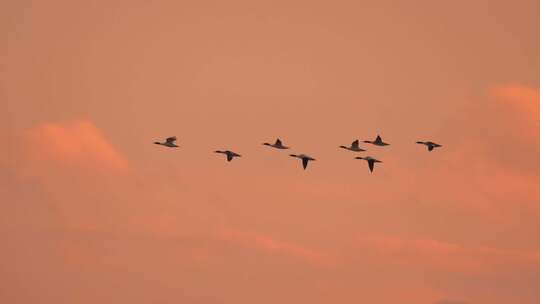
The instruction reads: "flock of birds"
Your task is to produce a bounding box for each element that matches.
[154,135,442,173]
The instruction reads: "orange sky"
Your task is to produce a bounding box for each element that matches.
[2,1,540,304]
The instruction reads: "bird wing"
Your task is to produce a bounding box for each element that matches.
[166,136,177,143]
[351,140,359,148]
[368,159,375,172]
[302,158,309,169]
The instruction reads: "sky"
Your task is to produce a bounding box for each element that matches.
[1,1,540,303]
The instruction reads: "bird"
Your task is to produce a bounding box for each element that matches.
[355,156,382,173]
[215,150,241,161]
[339,139,366,152]
[364,135,390,146]
[154,136,179,148]
[416,141,442,151]
[289,154,316,170]
[263,138,290,149]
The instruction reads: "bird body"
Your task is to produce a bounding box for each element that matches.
[339,139,366,152]
[154,136,179,148]
[263,138,290,149]
[215,150,242,161]
[355,156,382,173]
[289,154,316,170]
[364,135,389,146]
[416,141,442,151]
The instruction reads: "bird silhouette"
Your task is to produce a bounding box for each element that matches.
[154,136,179,148]
[364,135,390,146]
[215,150,242,161]
[355,156,382,173]
[416,141,442,151]
[289,154,316,170]
[339,139,366,152]
[263,138,290,149]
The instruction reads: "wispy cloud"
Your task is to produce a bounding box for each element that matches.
[354,235,540,275]
[18,120,129,172]
[435,300,470,304]
[219,228,334,266]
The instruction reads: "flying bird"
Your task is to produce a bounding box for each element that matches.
[215,150,241,161]
[154,136,179,148]
[364,135,390,146]
[416,141,442,151]
[339,139,366,152]
[289,154,316,170]
[263,138,290,149]
[355,156,382,173]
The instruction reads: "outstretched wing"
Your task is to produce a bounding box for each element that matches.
[368,159,375,172]
[302,158,309,170]
[165,136,177,144]
[351,140,359,148]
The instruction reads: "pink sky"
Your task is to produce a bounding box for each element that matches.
[2,1,540,303]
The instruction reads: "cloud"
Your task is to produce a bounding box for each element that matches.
[354,235,540,276]
[19,120,128,172]
[492,84,540,124]
[435,300,469,304]
[458,84,540,170]
[219,228,333,266]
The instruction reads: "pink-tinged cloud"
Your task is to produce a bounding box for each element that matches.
[492,84,540,124]
[435,300,470,304]
[355,235,540,275]
[219,229,334,266]
[22,120,128,171]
